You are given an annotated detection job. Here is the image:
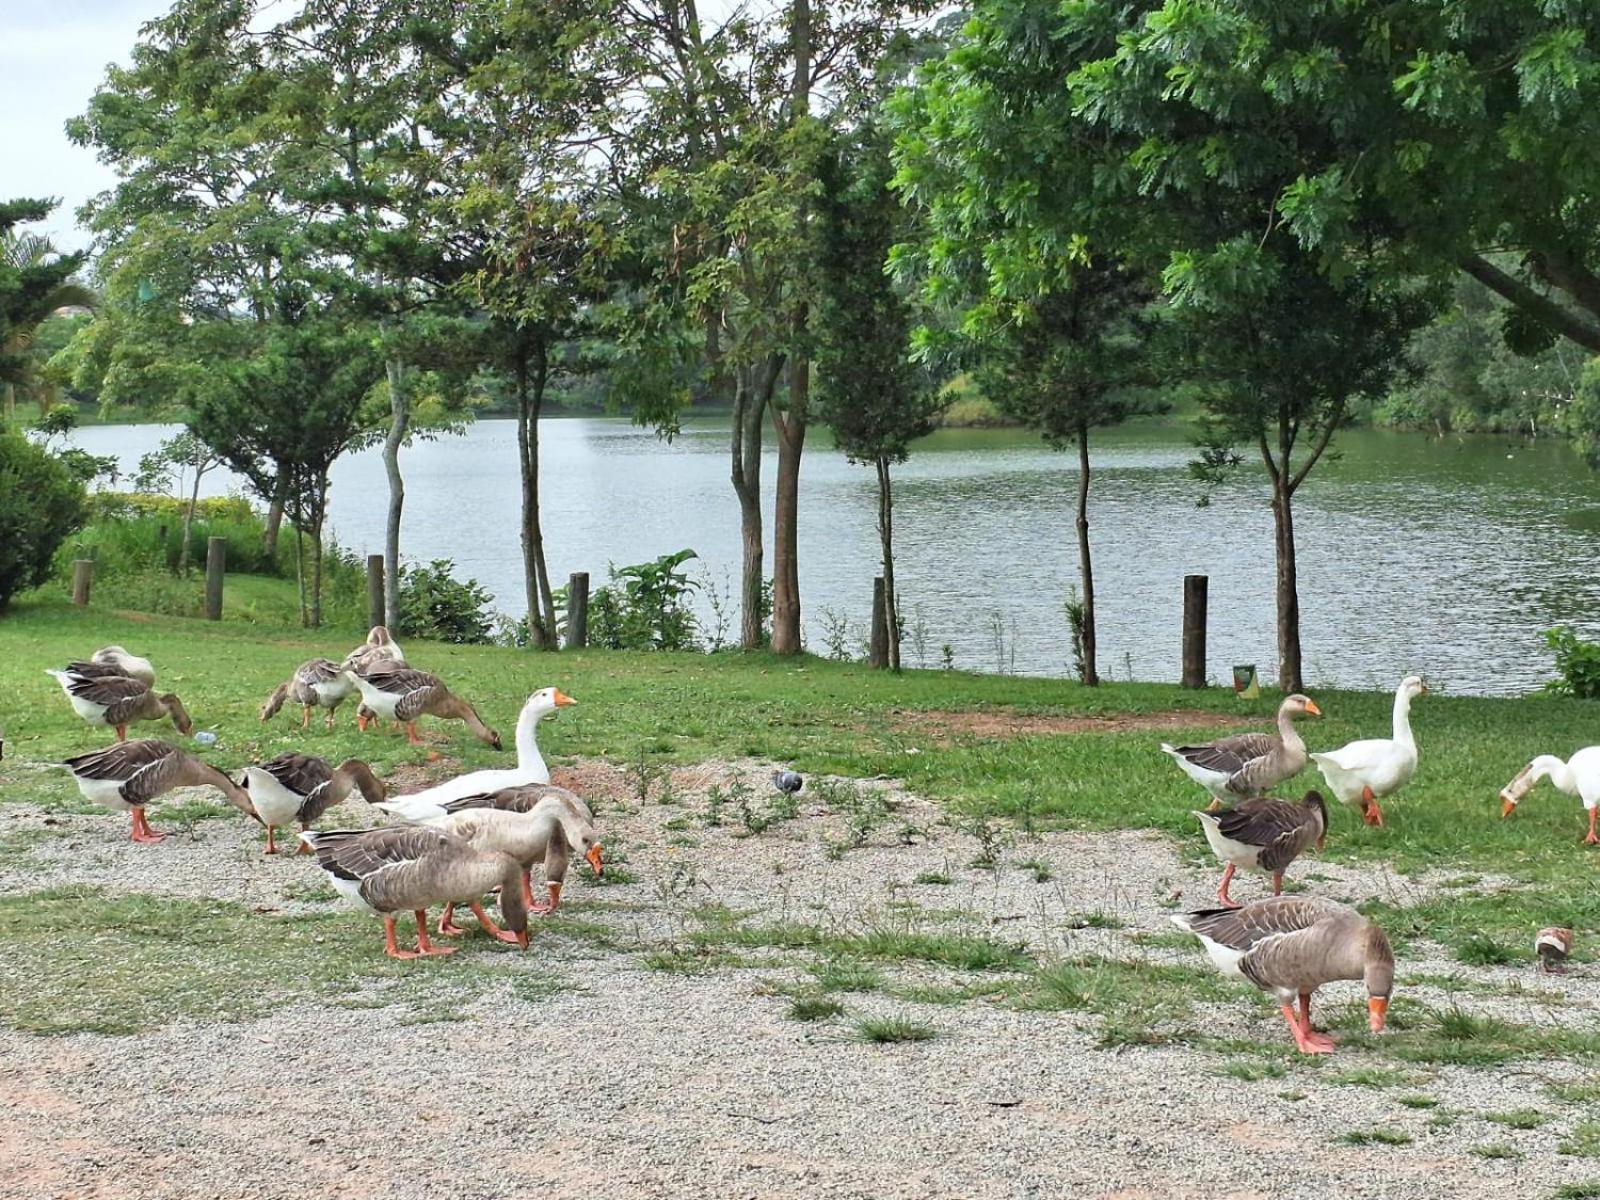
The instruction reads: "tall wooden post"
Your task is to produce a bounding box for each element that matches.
[366,555,385,631]
[71,559,93,606]
[1182,574,1208,689]
[204,537,226,621]
[868,577,888,669]
[565,572,590,650]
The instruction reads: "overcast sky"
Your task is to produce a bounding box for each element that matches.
[3,0,165,252]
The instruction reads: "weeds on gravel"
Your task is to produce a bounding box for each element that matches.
[813,778,894,859]
[809,958,885,993]
[1221,1061,1286,1081]
[690,915,1033,974]
[1471,1144,1523,1160]
[1398,1095,1440,1109]
[1555,1184,1600,1199]
[788,994,845,1022]
[1338,1129,1413,1147]
[913,870,952,886]
[627,751,668,805]
[1326,1067,1417,1089]
[1550,1079,1600,1105]
[1561,1122,1600,1158]
[1485,1109,1551,1130]
[1017,857,1053,883]
[855,1015,936,1044]
[1454,934,1518,967]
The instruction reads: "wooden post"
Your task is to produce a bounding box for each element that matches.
[366,555,385,631]
[565,572,590,650]
[1182,574,1208,689]
[71,559,93,606]
[204,536,226,621]
[868,577,888,669]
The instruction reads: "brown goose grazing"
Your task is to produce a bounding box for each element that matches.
[46,668,194,741]
[89,645,156,686]
[1194,790,1328,908]
[1172,896,1394,1055]
[300,826,529,958]
[342,625,407,676]
[416,789,603,934]
[259,659,359,731]
[239,752,386,855]
[1161,694,1322,808]
[1537,927,1574,974]
[351,665,501,749]
[59,739,257,843]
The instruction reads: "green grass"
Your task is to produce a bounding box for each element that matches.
[1397,1094,1439,1109]
[913,870,953,885]
[1221,1060,1287,1081]
[1485,1108,1551,1130]
[808,957,886,993]
[1470,1143,1523,1160]
[1338,1129,1414,1147]
[1454,935,1519,967]
[1555,1184,1600,1199]
[1561,1122,1600,1159]
[788,995,845,1022]
[854,1015,937,1044]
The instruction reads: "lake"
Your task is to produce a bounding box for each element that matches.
[61,416,1600,697]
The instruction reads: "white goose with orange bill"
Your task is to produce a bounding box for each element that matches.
[1311,675,1427,827]
[1499,746,1600,844]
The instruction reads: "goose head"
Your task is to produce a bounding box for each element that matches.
[1500,755,1564,817]
[1362,924,1395,1032]
[1281,694,1322,720]
[524,686,578,721]
[1399,675,1427,700]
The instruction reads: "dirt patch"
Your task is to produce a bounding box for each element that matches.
[891,707,1251,740]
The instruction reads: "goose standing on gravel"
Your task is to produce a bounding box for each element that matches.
[47,668,194,742]
[1499,746,1600,844]
[1162,694,1322,807]
[350,666,502,748]
[1311,675,1426,827]
[239,752,386,854]
[300,826,529,958]
[259,659,360,731]
[377,688,576,808]
[1172,896,1394,1055]
[59,739,257,843]
[1194,790,1327,908]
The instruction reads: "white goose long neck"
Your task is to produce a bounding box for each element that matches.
[1533,755,1578,796]
[514,703,549,779]
[1391,687,1416,748]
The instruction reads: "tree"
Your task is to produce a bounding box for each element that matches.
[0,202,94,422]
[0,427,87,610]
[132,431,222,574]
[813,127,943,671]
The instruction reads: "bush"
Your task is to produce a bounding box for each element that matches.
[588,549,700,651]
[0,429,88,610]
[54,506,282,579]
[1545,627,1600,700]
[398,560,496,644]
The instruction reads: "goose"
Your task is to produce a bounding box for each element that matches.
[350,666,502,748]
[46,668,194,741]
[90,645,156,686]
[239,752,386,854]
[1172,896,1394,1055]
[343,626,406,676]
[260,659,360,731]
[1500,747,1600,844]
[412,789,604,933]
[1311,676,1426,827]
[1537,927,1574,975]
[1162,694,1322,807]
[58,739,256,843]
[300,826,529,958]
[1194,790,1327,907]
[374,688,576,808]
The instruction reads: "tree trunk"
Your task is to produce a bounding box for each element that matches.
[3,382,14,422]
[731,361,775,649]
[293,507,308,628]
[178,462,203,575]
[382,357,410,629]
[1075,424,1099,687]
[516,341,558,650]
[310,477,327,630]
[263,478,287,558]
[1271,478,1303,694]
[770,378,806,655]
[875,456,899,672]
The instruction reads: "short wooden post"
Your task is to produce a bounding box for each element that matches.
[72,559,93,606]
[204,536,226,621]
[366,555,385,630]
[565,572,590,649]
[868,577,888,669]
[1182,574,1208,689]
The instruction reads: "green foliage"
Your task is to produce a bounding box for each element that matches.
[0,201,92,408]
[1545,628,1600,700]
[0,428,88,609]
[588,550,700,652]
[854,1015,937,1044]
[397,560,497,645]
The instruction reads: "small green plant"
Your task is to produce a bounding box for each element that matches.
[788,994,845,1022]
[1455,934,1518,967]
[1017,857,1053,883]
[1544,627,1600,699]
[949,811,1009,870]
[588,548,701,651]
[1561,1121,1600,1158]
[1550,1079,1600,1105]
[1397,1095,1439,1110]
[1222,1060,1286,1081]
[855,1015,936,1044]
[627,751,668,805]
[1486,1109,1550,1130]
[1063,586,1087,683]
[1555,1184,1600,1199]
[397,560,497,643]
[914,870,953,886]
[1470,1144,1522,1161]
[704,784,727,827]
[816,607,856,661]
[809,958,884,994]
[1338,1129,1413,1147]
[940,643,954,670]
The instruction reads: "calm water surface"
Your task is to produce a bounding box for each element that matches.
[64,417,1600,697]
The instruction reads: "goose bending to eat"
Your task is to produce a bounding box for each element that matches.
[260,659,359,731]
[1499,746,1600,844]
[59,739,256,843]
[1311,676,1426,827]
[350,666,502,748]
[1172,897,1394,1055]
[47,668,194,741]
[1162,695,1322,807]
[239,752,386,854]
[343,626,406,676]
[376,688,576,809]
[300,826,529,958]
[1194,790,1327,908]
[89,645,156,686]
[1537,927,1574,975]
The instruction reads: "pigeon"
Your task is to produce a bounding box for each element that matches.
[772,770,803,796]
[1537,927,1574,974]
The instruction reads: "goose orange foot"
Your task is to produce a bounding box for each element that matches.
[437,903,467,937]
[1280,1003,1335,1055]
[1361,787,1385,827]
[469,901,522,945]
[130,809,167,843]
[411,911,456,956]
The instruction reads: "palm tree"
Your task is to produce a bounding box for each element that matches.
[1,230,97,421]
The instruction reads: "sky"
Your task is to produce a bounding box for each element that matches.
[2,0,166,252]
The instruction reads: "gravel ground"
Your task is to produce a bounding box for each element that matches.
[2,758,1597,1200]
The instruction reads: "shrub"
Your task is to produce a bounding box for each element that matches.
[1545,627,1600,700]
[589,549,700,651]
[0,429,88,609]
[398,560,496,644]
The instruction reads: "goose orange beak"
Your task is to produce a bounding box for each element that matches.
[586,844,604,876]
[1500,794,1518,818]
[1304,699,1323,717]
[555,690,577,707]
[1368,997,1388,1032]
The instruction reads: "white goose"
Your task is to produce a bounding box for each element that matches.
[375,687,575,816]
[1310,675,1427,827]
[1500,746,1600,845]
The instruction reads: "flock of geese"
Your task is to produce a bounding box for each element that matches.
[44,630,604,960]
[1158,674,1592,1053]
[33,648,1599,1052]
